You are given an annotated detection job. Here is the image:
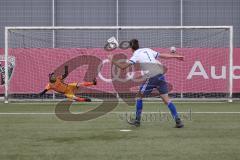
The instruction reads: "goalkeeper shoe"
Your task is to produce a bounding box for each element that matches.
[85,98,92,102]
[93,78,97,85]
[175,118,184,128]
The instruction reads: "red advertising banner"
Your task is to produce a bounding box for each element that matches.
[0,48,239,93]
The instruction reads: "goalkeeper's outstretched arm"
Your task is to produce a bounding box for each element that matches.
[39,89,48,96]
[61,66,69,79]
[79,78,97,87]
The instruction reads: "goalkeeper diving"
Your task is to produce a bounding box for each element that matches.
[39,66,96,102]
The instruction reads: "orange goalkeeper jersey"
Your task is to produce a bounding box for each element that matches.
[45,76,68,94]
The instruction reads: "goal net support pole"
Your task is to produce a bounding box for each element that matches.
[229,26,233,102]
[5,27,9,103]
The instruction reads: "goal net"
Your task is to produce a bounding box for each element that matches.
[3,26,233,103]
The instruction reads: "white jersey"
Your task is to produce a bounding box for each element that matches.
[129,48,160,64]
[129,48,164,78]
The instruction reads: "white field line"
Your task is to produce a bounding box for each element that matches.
[0,111,240,115]
[2,101,229,105]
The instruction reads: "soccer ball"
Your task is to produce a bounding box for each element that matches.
[170,46,176,53]
[104,36,119,51]
[109,43,116,49]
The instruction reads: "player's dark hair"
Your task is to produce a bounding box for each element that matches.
[129,39,139,50]
[49,72,56,83]
[49,72,54,77]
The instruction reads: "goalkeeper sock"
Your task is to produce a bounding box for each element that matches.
[75,97,87,102]
[81,82,94,86]
[135,99,143,121]
[167,101,179,120]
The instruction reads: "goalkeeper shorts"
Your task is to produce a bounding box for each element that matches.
[65,94,75,99]
[64,83,78,98]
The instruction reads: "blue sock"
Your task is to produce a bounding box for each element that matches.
[136,99,143,121]
[167,101,179,120]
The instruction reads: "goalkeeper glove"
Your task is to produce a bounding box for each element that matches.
[39,89,47,96]
[93,78,97,85]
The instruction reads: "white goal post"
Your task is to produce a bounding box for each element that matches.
[4,26,233,103]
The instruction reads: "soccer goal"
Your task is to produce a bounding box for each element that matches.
[3,26,233,103]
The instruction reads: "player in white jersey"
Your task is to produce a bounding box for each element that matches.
[108,39,184,128]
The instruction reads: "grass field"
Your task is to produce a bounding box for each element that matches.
[0,101,240,160]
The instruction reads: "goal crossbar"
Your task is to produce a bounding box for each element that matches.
[5,26,233,30]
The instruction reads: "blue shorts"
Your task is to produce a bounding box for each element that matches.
[139,74,169,95]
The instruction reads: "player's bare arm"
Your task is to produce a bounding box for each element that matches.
[107,54,132,70]
[159,53,184,61]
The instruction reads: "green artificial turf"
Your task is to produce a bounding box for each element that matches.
[0,102,239,160]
